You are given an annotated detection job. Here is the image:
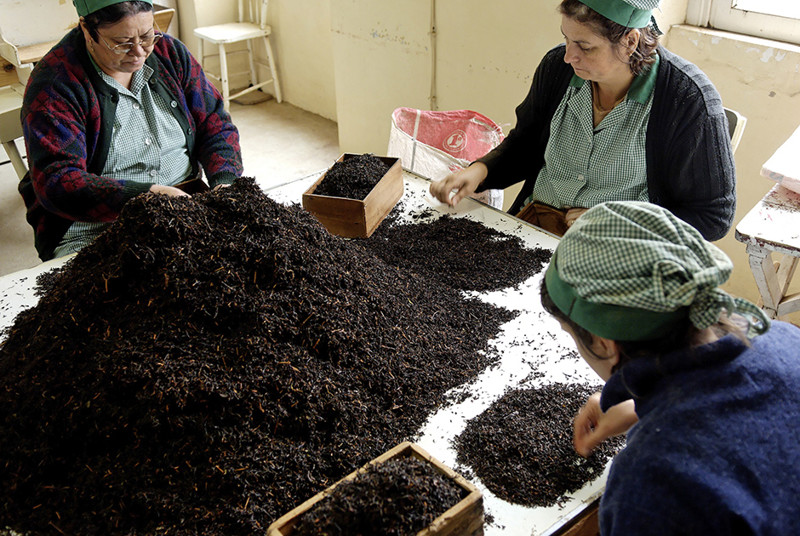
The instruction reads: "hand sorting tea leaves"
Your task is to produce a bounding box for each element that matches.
[455,383,625,507]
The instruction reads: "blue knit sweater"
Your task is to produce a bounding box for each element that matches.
[599,321,800,535]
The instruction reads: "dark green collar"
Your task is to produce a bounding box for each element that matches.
[568,52,659,104]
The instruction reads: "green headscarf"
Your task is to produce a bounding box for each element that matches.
[545,201,770,341]
[577,0,660,28]
[74,0,152,17]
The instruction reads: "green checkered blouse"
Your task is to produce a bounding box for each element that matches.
[529,55,659,210]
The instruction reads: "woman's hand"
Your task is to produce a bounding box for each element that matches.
[573,392,638,458]
[429,162,488,207]
[565,207,588,228]
[149,184,190,197]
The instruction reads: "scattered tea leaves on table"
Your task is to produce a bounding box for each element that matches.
[362,215,551,291]
[455,383,624,507]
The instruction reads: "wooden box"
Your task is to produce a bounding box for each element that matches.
[266,441,484,536]
[301,153,403,238]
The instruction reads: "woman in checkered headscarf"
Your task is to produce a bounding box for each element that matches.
[541,201,800,535]
[429,0,736,242]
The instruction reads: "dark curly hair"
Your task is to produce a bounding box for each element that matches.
[558,0,660,75]
[81,1,153,42]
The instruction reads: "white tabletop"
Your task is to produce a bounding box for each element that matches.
[735,183,800,255]
[0,171,608,536]
[761,123,800,194]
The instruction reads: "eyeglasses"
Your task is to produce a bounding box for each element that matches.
[98,21,163,55]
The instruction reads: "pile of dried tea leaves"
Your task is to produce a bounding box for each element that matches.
[455,383,624,507]
[362,215,551,292]
[293,456,464,535]
[313,154,389,200]
[0,178,542,535]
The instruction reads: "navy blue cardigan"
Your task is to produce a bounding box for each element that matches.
[599,321,800,535]
[478,45,735,241]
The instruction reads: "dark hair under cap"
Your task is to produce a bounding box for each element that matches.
[79,1,153,41]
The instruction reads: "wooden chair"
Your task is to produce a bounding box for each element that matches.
[153,8,176,37]
[192,0,282,112]
[0,66,26,180]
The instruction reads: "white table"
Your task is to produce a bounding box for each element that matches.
[735,126,800,319]
[761,123,800,195]
[0,171,607,536]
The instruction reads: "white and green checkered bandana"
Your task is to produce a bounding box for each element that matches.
[545,201,770,341]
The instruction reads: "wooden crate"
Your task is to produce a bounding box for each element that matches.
[301,153,403,238]
[266,441,484,536]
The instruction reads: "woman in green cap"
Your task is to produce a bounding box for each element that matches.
[429,0,735,241]
[19,0,242,260]
[541,200,800,534]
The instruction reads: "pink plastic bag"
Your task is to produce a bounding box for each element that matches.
[387,107,505,208]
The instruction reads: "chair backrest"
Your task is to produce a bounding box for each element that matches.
[153,8,176,35]
[724,107,747,155]
[0,86,27,180]
[239,0,269,29]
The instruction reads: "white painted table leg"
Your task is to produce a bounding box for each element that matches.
[746,244,780,318]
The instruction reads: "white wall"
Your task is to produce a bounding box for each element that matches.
[270,0,336,121]
[434,1,561,126]
[329,0,432,152]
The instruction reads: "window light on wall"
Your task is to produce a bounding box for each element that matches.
[733,0,800,19]
[687,0,800,44]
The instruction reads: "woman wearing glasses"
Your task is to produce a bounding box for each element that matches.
[19,0,243,260]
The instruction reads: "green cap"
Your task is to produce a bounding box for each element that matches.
[544,201,770,341]
[545,259,689,341]
[74,0,152,17]
[577,0,659,28]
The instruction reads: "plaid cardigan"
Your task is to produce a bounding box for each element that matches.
[19,27,243,260]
